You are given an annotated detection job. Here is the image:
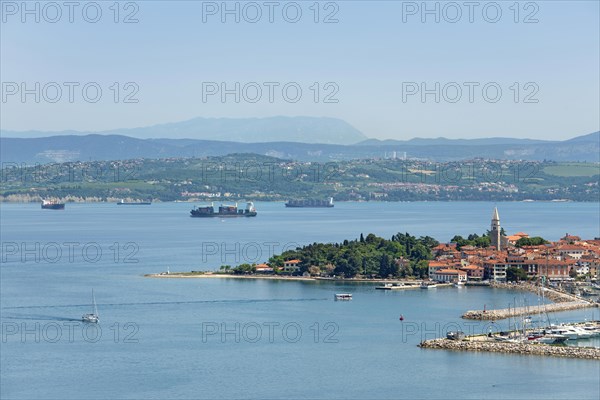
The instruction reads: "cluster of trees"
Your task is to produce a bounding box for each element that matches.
[266,232,439,279]
[515,237,549,247]
[219,264,256,274]
[450,233,492,250]
[506,266,529,281]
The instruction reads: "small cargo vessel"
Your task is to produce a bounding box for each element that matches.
[41,200,65,210]
[285,198,334,208]
[117,199,152,205]
[190,202,257,218]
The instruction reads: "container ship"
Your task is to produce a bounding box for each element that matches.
[41,200,65,210]
[285,198,334,208]
[190,202,257,217]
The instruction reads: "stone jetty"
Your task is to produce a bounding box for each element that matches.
[489,282,582,303]
[419,338,600,360]
[462,282,597,320]
[462,301,596,320]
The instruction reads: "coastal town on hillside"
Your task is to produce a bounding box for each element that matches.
[256,208,600,284]
[161,208,600,289]
[427,208,600,284]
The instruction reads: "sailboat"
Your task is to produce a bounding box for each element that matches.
[82,289,99,323]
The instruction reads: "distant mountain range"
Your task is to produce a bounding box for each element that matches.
[1,116,598,163]
[1,131,598,164]
[1,116,368,145]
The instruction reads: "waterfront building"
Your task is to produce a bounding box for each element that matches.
[283,259,301,273]
[432,268,467,283]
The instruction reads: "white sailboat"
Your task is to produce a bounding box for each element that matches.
[82,289,99,323]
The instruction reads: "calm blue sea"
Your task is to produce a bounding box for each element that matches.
[1,202,599,399]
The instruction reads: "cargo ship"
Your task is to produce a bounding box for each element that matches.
[41,200,65,210]
[285,198,334,208]
[117,199,152,205]
[190,202,257,218]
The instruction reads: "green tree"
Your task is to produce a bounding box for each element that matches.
[515,237,549,247]
[379,254,391,278]
[506,266,528,282]
[569,268,578,279]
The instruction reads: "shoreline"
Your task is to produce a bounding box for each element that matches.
[144,272,425,284]
[0,199,594,204]
[145,273,317,281]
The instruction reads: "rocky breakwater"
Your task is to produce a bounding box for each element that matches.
[490,282,582,303]
[419,338,600,360]
[462,282,597,320]
[462,301,595,320]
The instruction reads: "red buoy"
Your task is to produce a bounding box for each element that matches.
[399,315,404,321]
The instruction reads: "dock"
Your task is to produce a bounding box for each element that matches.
[375,284,420,290]
[375,282,453,290]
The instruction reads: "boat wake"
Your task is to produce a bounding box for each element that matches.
[1,297,329,311]
[1,313,82,322]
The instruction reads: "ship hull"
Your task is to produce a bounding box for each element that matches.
[190,212,257,218]
[285,198,334,208]
[41,203,65,210]
[285,204,334,208]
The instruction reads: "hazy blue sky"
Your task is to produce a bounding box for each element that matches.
[1,0,598,140]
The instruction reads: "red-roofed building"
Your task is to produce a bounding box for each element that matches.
[432,269,467,283]
[283,259,301,272]
[255,263,273,273]
[460,264,484,280]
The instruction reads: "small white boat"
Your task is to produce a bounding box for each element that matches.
[420,282,437,289]
[581,324,600,337]
[453,281,465,288]
[334,293,352,301]
[547,325,591,340]
[82,289,99,323]
[446,331,465,340]
[535,334,568,344]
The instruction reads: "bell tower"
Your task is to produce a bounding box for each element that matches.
[490,207,501,251]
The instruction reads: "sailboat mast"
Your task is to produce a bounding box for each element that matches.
[92,289,98,316]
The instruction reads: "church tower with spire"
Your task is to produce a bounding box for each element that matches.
[490,207,502,251]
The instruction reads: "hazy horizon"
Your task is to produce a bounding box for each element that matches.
[1,1,599,141]
[0,115,598,143]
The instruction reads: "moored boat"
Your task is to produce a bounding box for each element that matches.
[420,282,438,289]
[446,331,465,340]
[535,334,568,344]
